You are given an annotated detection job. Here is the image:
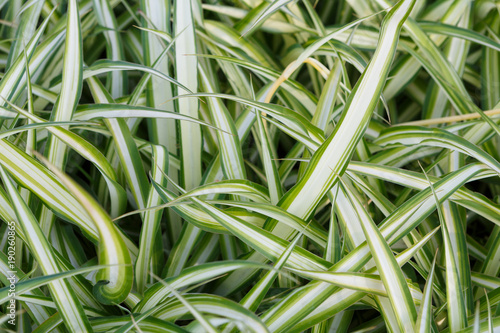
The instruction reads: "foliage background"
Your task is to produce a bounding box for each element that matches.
[0,0,499,332]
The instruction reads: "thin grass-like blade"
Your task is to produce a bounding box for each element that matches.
[162,0,204,279]
[0,166,92,332]
[0,265,107,304]
[422,167,468,331]
[375,126,500,175]
[37,156,133,305]
[135,145,169,293]
[340,178,417,332]
[38,0,83,237]
[151,294,270,332]
[415,252,438,333]
[274,0,415,227]
[174,0,201,191]
[135,261,265,312]
[199,66,245,180]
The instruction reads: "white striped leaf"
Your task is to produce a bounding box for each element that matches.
[415,252,438,333]
[136,261,267,312]
[0,166,92,332]
[375,126,500,175]
[37,156,133,305]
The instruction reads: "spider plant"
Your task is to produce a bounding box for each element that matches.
[0,0,499,332]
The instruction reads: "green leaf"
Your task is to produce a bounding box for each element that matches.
[37,155,133,305]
